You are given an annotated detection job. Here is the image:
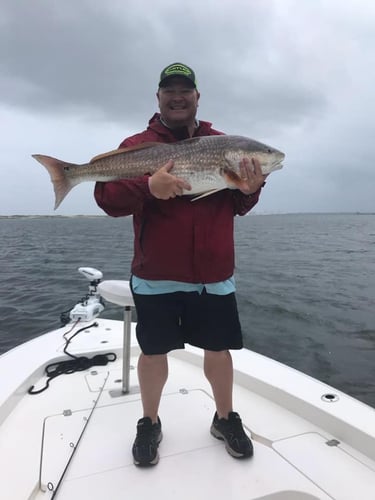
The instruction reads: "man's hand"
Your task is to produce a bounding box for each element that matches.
[148,160,192,200]
[237,157,268,195]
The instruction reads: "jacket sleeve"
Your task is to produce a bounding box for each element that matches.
[231,185,264,216]
[94,136,154,217]
[94,176,153,217]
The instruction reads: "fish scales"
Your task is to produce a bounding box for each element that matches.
[88,139,224,181]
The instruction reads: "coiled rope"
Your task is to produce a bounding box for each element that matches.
[28,321,117,395]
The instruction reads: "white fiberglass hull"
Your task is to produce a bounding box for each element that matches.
[1,315,375,500]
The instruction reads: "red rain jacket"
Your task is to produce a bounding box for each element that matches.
[94,113,262,283]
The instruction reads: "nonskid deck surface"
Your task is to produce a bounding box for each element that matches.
[1,319,375,500]
[37,362,329,500]
[45,387,327,500]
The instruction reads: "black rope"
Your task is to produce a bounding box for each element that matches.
[28,322,117,395]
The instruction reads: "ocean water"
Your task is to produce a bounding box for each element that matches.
[1,214,374,408]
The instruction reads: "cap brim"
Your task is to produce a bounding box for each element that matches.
[159,75,196,88]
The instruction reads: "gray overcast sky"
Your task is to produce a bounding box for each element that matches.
[1,0,374,215]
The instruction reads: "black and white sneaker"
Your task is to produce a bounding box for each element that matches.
[210,411,253,458]
[132,416,162,466]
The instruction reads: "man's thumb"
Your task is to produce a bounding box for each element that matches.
[162,159,174,172]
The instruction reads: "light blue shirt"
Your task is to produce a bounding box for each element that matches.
[132,275,236,295]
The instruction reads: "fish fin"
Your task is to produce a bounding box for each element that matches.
[32,154,75,210]
[90,143,161,163]
[190,188,226,201]
[222,170,243,189]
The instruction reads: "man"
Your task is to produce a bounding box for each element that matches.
[94,62,267,466]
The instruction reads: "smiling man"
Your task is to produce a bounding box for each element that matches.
[94,62,267,466]
[157,63,200,135]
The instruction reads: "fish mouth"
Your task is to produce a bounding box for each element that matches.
[271,160,284,170]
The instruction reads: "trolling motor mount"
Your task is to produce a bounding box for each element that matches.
[69,267,105,322]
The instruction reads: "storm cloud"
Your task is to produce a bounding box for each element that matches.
[1,0,374,214]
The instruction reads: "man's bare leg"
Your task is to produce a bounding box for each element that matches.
[137,353,168,423]
[204,350,233,418]
[204,349,253,458]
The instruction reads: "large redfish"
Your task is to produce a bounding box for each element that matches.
[32,135,284,209]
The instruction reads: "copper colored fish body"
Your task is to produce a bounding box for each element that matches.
[32,135,285,209]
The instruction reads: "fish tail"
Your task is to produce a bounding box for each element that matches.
[32,154,76,209]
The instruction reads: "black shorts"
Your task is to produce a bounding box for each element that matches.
[131,288,243,355]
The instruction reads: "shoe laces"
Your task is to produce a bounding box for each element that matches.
[135,418,158,445]
[224,413,248,440]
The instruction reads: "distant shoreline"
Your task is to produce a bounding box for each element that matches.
[0,215,108,219]
[1,212,374,219]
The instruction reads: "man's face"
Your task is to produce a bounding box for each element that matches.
[157,77,200,128]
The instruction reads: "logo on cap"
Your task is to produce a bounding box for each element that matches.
[164,63,192,77]
[159,62,196,87]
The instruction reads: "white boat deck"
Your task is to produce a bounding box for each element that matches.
[0,318,375,500]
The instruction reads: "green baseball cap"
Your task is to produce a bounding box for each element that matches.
[159,62,197,88]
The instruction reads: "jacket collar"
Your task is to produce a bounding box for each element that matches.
[147,113,214,140]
